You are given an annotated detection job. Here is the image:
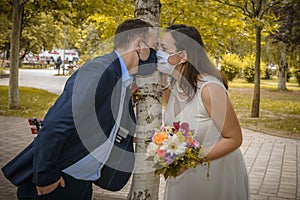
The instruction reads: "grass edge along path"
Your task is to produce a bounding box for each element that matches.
[229,78,300,139]
[0,86,58,118]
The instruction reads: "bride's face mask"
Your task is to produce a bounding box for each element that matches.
[157,50,183,75]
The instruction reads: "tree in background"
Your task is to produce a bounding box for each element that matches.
[77,0,135,61]
[6,0,101,109]
[214,0,280,118]
[269,0,300,90]
[160,0,249,58]
[9,0,24,109]
[0,0,11,66]
[127,1,161,199]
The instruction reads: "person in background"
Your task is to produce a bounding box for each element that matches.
[55,56,62,69]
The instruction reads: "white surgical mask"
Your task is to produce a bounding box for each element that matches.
[156,50,182,75]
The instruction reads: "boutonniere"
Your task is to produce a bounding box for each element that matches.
[132,82,143,105]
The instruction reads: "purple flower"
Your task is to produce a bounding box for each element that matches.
[180,122,189,134]
[185,142,191,148]
[166,156,173,164]
[173,122,180,130]
[149,130,155,141]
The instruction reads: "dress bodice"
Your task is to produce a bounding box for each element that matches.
[164,75,226,148]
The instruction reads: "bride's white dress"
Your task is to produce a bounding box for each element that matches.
[163,75,249,200]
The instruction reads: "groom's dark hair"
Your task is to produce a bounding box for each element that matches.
[114,19,153,49]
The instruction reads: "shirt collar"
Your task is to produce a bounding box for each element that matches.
[114,50,132,87]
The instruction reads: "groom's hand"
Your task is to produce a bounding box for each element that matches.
[36,177,65,196]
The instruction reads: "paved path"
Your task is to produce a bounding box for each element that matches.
[0,69,69,95]
[0,69,299,200]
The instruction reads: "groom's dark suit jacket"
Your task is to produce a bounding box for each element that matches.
[2,51,136,191]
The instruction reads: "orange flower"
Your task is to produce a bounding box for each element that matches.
[186,138,193,146]
[153,132,168,145]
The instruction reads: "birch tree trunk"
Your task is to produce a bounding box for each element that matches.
[9,0,23,109]
[278,42,288,90]
[127,1,161,200]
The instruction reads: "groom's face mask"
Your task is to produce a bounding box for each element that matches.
[136,40,157,76]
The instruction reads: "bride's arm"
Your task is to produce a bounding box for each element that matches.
[201,83,242,161]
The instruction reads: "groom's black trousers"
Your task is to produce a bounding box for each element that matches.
[16,173,92,200]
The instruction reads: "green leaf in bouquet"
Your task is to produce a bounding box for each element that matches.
[154,168,165,176]
[153,162,164,170]
[145,156,154,161]
[163,168,178,180]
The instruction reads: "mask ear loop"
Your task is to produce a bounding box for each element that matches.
[136,50,141,60]
[177,50,188,67]
[168,50,185,66]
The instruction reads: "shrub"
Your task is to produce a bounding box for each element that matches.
[242,54,266,83]
[287,70,292,82]
[220,53,241,81]
[243,65,255,83]
[263,68,272,80]
[295,70,300,85]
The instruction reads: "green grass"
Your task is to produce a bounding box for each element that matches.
[228,77,300,138]
[0,86,58,118]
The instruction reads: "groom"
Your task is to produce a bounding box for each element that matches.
[2,18,158,199]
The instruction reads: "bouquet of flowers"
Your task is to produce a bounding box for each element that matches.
[146,122,210,180]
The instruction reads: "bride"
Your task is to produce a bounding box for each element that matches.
[157,24,249,200]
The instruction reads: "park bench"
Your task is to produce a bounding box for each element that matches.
[28,117,136,143]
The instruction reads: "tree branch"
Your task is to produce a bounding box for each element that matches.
[214,0,251,18]
[243,0,251,16]
[21,0,29,6]
[259,1,280,19]
[170,17,177,25]
[250,0,255,13]
[255,0,263,16]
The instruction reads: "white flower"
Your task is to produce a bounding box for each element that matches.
[147,142,159,156]
[160,134,187,156]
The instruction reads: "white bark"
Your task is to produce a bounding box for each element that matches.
[128,1,161,199]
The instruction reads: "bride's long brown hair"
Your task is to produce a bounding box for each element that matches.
[165,24,228,101]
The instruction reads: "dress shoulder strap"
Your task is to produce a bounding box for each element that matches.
[197,75,227,94]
